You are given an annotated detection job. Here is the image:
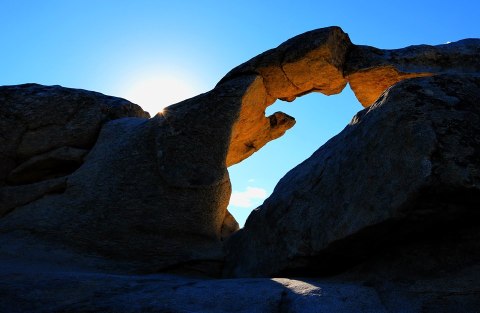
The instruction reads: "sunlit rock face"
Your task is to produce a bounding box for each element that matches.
[344,39,480,106]
[219,28,480,165]
[220,26,351,166]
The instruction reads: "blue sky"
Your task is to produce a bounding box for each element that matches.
[2,1,478,226]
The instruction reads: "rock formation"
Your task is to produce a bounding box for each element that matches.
[345,39,480,106]
[221,26,350,166]
[1,26,480,311]
[225,74,480,277]
[0,84,149,217]
[0,82,245,273]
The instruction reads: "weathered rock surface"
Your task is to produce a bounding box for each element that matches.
[225,74,480,278]
[345,39,480,106]
[0,27,353,273]
[1,26,480,312]
[7,146,88,185]
[0,268,396,313]
[221,26,351,166]
[0,84,149,218]
[2,264,478,313]
[0,77,253,273]
[219,27,480,164]
[3,229,480,313]
[0,84,149,185]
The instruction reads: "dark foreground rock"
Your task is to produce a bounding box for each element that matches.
[225,74,480,279]
[1,27,480,312]
[0,80,251,273]
[0,270,385,313]
[1,257,479,313]
[3,232,480,313]
[0,84,149,216]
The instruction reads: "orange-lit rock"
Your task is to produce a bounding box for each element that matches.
[346,66,432,106]
[221,26,352,165]
[219,26,351,99]
[345,40,480,106]
[223,32,480,165]
[225,76,296,166]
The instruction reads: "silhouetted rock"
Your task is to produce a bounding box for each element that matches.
[0,270,394,313]
[225,74,480,278]
[2,231,479,313]
[0,78,252,274]
[0,84,149,186]
[0,26,355,273]
[1,26,480,312]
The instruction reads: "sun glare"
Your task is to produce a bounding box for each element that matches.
[124,75,202,116]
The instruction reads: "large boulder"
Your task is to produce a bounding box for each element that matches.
[1,26,480,312]
[1,26,479,286]
[0,78,251,274]
[0,26,356,274]
[224,74,480,279]
[0,84,149,217]
[0,84,149,185]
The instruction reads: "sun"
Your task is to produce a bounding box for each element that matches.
[124,74,202,116]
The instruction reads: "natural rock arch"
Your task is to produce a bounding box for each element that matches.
[221,26,350,166]
[0,26,478,275]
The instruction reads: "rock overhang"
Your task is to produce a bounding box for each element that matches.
[0,27,479,280]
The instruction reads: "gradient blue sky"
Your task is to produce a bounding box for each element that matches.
[2,1,478,226]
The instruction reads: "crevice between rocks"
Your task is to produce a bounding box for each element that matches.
[277,289,291,313]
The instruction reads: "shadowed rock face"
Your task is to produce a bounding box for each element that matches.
[0,27,355,273]
[224,74,480,278]
[0,78,253,273]
[0,84,149,185]
[0,27,479,279]
[0,84,149,217]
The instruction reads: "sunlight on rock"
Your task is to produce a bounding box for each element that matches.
[273,278,322,296]
[125,75,201,115]
[1,25,480,312]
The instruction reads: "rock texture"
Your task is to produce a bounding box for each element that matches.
[0,268,399,313]
[225,74,480,278]
[0,84,149,184]
[220,28,480,165]
[3,225,480,313]
[221,26,351,166]
[1,26,480,312]
[345,39,480,106]
[3,266,478,313]
[0,80,252,273]
[0,84,149,216]
[0,27,352,273]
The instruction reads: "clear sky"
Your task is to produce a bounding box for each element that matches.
[2,1,478,226]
